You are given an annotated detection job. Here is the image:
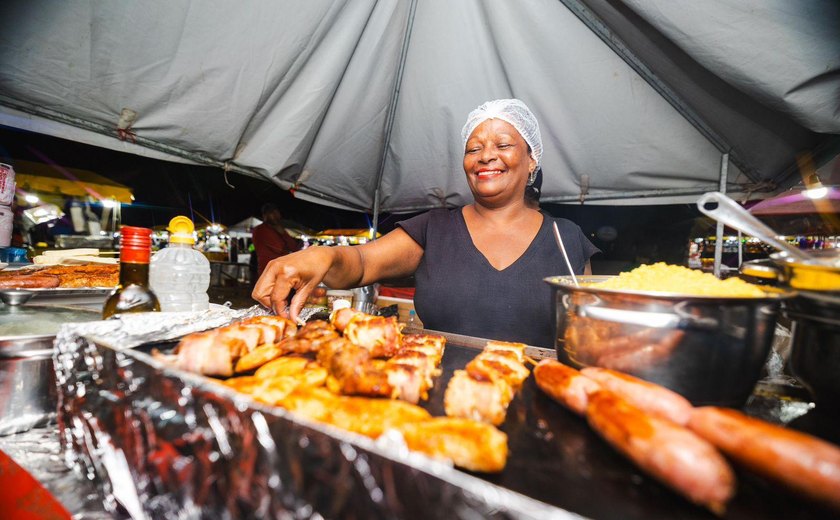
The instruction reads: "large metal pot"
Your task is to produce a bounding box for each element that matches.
[545,275,791,407]
[0,301,100,435]
[785,291,840,409]
[742,250,840,407]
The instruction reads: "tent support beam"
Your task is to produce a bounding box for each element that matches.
[371,0,419,238]
[0,98,265,179]
[713,153,730,278]
[557,0,733,156]
[543,184,758,203]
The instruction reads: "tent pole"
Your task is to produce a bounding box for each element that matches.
[372,188,381,240]
[714,153,730,278]
[370,0,419,239]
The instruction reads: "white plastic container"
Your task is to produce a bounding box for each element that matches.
[150,216,210,312]
[0,205,12,247]
[0,163,16,206]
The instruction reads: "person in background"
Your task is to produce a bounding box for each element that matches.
[251,203,299,277]
[253,99,598,347]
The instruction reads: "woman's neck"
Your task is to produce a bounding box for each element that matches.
[468,199,537,225]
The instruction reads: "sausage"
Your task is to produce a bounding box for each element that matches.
[533,359,601,415]
[0,274,60,288]
[587,391,735,515]
[688,407,840,511]
[580,367,693,425]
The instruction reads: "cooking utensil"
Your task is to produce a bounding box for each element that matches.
[545,275,791,406]
[697,191,814,263]
[552,222,579,287]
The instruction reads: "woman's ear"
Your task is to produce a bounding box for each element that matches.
[529,155,537,174]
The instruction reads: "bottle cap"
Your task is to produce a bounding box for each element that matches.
[120,226,152,263]
[168,216,196,245]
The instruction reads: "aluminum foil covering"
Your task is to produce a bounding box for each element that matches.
[53,309,573,519]
[0,426,114,519]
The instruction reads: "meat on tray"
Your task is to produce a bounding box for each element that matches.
[443,340,531,426]
[157,308,507,473]
[0,264,118,288]
[534,359,840,515]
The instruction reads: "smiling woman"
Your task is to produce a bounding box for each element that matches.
[253,98,599,347]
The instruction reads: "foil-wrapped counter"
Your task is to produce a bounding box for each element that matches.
[53,310,567,519]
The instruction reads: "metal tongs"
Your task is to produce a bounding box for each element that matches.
[696,192,814,264]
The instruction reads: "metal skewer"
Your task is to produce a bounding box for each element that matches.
[553,221,579,287]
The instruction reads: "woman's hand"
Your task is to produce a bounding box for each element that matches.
[252,246,336,320]
[252,229,424,321]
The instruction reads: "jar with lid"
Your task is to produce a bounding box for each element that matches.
[150,216,210,312]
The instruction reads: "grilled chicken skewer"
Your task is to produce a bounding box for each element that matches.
[276,387,508,473]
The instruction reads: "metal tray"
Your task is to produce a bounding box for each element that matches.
[23,288,111,308]
[56,328,839,519]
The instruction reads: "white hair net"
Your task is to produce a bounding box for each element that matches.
[461,98,543,171]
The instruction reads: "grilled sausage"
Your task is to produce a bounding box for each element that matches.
[534,359,601,415]
[0,274,60,288]
[688,407,840,511]
[581,367,693,425]
[588,391,735,515]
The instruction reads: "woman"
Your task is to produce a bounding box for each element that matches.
[253,99,599,347]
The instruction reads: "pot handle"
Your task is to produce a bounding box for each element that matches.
[574,300,718,330]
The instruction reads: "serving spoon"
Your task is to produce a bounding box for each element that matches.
[696,192,813,264]
[553,221,580,287]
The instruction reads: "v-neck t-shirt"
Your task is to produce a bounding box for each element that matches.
[397,208,599,348]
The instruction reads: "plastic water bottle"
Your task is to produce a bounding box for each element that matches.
[150,216,210,312]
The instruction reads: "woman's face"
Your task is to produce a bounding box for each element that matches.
[463,119,536,205]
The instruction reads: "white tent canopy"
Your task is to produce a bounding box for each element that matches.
[0,0,838,216]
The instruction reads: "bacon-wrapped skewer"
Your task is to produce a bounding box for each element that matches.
[158,331,248,377]
[330,308,403,358]
[443,340,530,426]
[235,319,338,372]
[317,331,446,403]
[156,315,297,377]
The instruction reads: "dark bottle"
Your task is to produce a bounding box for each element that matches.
[102,226,161,319]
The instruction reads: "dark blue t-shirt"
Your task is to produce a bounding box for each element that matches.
[397,208,599,348]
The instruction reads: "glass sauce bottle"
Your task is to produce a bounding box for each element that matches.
[102,225,161,318]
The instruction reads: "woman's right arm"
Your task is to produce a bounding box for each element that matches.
[252,228,423,320]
